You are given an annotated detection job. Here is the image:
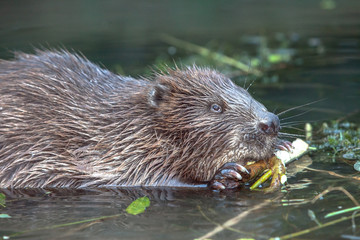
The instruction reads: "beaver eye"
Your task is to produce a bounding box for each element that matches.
[210,103,222,113]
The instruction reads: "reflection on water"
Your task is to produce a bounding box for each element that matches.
[0,0,360,239]
[0,187,278,239]
[1,172,359,240]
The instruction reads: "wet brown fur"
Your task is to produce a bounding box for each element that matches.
[0,50,279,188]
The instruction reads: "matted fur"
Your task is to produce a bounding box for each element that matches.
[0,50,279,188]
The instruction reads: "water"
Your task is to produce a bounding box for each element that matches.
[0,0,360,239]
[1,171,359,240]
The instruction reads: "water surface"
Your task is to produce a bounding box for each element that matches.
[0,1,359,239]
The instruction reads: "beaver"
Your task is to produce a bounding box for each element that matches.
[0,50,282,189]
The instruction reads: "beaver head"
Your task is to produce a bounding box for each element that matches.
[143,67,280,184]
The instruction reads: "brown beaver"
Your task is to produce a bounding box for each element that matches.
[0,50,282,189]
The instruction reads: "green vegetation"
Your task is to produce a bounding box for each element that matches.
[154,34,322,85]
[126,196,150,215]
[1,196,151,238]
[317,122,360,170]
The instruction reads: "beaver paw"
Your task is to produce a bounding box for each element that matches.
[208,163,249,190]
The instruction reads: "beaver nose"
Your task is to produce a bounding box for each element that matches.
[258,113,280,136]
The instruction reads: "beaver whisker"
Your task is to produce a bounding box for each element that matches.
[277,99,324,116]
[280,109,313,121]
[281,120,309,126]
[280,126,305,132]
[279,132,304,138]
[245,80,255,91]
[281,119,321,127]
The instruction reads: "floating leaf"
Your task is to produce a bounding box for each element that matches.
[308,209,321,226]
[0,213,11,218]
[343,152,356,160]
[354,161,360,172]
[126,196,150,215]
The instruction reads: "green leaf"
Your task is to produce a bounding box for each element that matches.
[268,54,283,63]
[0,193,6,208]
[0,213,11,218]
[126,196,150,215]
[354,161,360,172]
[320,0,336,10]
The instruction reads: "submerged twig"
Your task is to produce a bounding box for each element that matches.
[272,213,360,240]
[311,186,359,206]
[57,221,101,238]
[335,109,360,123]
[196,198,276,240]
[8,214,122,238]
[305,167,360,183]
[197,206,263,237]
[160,34,263,77]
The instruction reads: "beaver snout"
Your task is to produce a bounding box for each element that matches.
[257,113,280,136]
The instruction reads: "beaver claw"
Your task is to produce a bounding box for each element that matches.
[277,140,293,151]
[209,156,287,191]
[208,163,249,190]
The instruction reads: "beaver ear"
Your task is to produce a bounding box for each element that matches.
[148,83,170,107]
